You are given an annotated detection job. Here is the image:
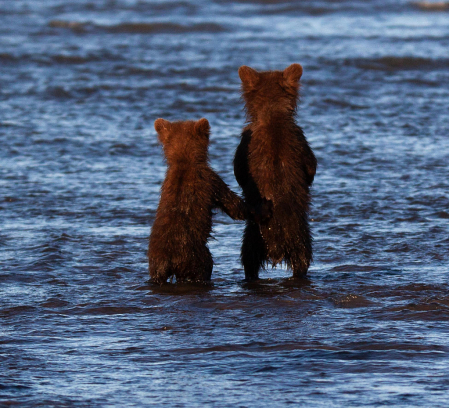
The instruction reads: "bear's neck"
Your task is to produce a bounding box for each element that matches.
[248,108,294,130]
[166,157,208,168]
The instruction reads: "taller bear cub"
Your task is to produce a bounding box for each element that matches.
[149,118,247,284]
[234,64,317,280]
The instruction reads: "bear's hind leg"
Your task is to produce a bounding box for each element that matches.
[290,236,312,279]
[241,222,266,281]
[196,247,213,282]
[177,246,213,283]
[149,258,171,284]
[291,256,310,278]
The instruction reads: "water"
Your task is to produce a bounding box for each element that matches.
[1,0,449,406]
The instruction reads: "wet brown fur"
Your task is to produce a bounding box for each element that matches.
[149,118,247,284]
[234,64,317,280]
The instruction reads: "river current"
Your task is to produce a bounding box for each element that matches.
[1,0,449,406]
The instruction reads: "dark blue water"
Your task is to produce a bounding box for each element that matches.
[1,0,449,406]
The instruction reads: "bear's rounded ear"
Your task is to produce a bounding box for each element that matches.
[194,118,210,137]
[238,65,260,89]
[283,63,303,85]
[154,118,171,134]
[154,118,171,144]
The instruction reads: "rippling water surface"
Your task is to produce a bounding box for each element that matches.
[1,0,449,406]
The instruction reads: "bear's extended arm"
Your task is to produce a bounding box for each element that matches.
[304,143,317,185]
[211,173,248,220]
[233,129,251,188]
[233,128,272,213]
[303,142,317,185]
[294,126,317,186]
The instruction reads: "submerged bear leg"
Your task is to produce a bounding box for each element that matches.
[290,231,312,279]
[149,258,171,284]
[176,246,213,283]
[197,247,213,282]
[241,221,266,281]
[291,255,309,278]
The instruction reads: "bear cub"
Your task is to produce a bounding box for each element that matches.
[234,63,317,280]
[149,118,248,284]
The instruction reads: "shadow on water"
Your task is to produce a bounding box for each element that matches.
[135,275,313,297]
[240,276,312,295]
[136,279,215,296]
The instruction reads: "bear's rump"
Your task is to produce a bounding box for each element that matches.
[149,211,210,256]
[149,227,212,281]
[260,202,309,263]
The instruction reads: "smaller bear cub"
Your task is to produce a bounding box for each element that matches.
[149,118,247,284]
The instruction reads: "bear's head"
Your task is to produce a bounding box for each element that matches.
[238,63,303,121]
[154,118,210,165]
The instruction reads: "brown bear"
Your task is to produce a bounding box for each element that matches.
[149,118,248,284]
[234,63,317,280]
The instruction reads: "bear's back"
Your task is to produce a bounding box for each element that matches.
[151,164,215,249]
[247,123,312,201]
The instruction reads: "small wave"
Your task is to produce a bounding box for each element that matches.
[113,65,157,76]
[350,342,449,352]
[48,20,227,34]
[348,56,449,71]
[251,4,331,16]
[50,51,122,64]
[233,0,293,4]
[403,78,440,86]
[0,7,31,16]
[169,342,338,355]
[332,294,376,308]
[1,51,121,66]
[0,305,37,318]
[224,0,405,14]
[77,306,143,315]
[52,55,92,64]
[48,20,88,31]
[50,1,197,14]
[331,265,382,272]
[388,301,449,317]
[45,86,72,99]
[3,196,19,203]
[0,383,32,392]
[322,98,368,110]
[41,298,70,308]
[411,1,449,11]
[0,53,18,62]
[0,121,23,128]
[107,22,226,34]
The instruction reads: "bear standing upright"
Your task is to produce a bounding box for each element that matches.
[149,118,248,284]
[234,64,317,280]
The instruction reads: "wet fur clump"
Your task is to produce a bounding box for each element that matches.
[234,64,317,280]
[149,118,247,284]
